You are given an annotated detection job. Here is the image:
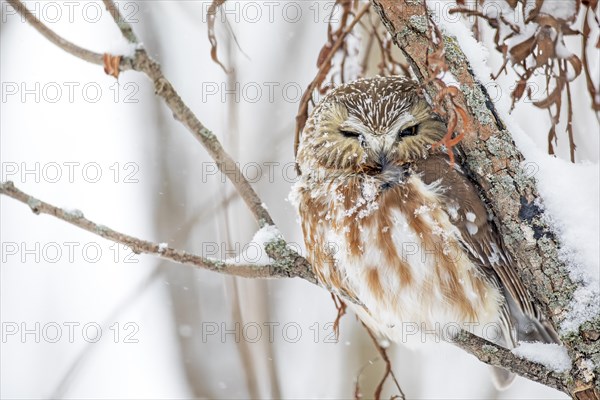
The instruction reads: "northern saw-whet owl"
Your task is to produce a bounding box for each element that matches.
[292,76,558,388]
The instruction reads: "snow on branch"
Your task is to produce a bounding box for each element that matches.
[453,331,569,393]
[512,342,572,374]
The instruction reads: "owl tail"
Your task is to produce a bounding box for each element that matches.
[491,294,561,390]
[489,307,517,390]
[507,291,561,345]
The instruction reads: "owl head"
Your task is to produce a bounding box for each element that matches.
[296,76,446,179]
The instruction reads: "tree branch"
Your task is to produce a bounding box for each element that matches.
[0,177,566,389]
[294,2,371,157]
[0,181,268,279]
[5,0,132,69]
[453,331,569,393]
[6,0,272,227]
[3,0,318,282]
[101,0,139,44]
[370,0,599,398]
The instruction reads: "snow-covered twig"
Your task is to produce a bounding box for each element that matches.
[453,331,568,393]
[2,0,317,282]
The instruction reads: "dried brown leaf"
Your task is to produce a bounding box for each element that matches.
[103,53,121,79]
[525,0,544,23]
[534,84,562,109]
[207,0,229,73]
[513,79,527,102]
[535,29,556,66]
[452,0,598,161]
[317,43,334,68]
[567,55,583,79]
[331,293,347,340]
[509,35,536,63]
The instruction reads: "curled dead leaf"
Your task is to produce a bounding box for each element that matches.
[207,0,229,73]
[535,29,556,66]
[525,0,544,23]
[567,55,583,80]
[534,83,563,108]
[512,80,527,102]
[509,35,536,63]
[103,53,121,79]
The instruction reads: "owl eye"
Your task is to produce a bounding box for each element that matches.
[340,130,361,138]
[398,125,418,139]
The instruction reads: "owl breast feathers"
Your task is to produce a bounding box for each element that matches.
[292,77,558,364]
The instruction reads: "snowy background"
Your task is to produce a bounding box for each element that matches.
[1,1,597,399]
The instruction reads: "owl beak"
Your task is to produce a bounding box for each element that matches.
[360,151,389,176]
[360,135,395,175]
[378,152,390,170]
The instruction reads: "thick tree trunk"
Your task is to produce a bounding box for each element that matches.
[370,1,599,398]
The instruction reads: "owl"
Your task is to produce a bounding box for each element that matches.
[292,76,558,387]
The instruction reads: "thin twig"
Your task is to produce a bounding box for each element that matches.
[101,0,139,44]
[6,0,116,67]
[7,0,273,227]
[100,0,272,225]
[0,181,268,279]
[294,2,371,158]
[363,323,406,400]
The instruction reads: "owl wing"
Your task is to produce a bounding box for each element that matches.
[413,155,539,323]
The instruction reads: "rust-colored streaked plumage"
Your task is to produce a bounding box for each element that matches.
[292,76,558,388]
